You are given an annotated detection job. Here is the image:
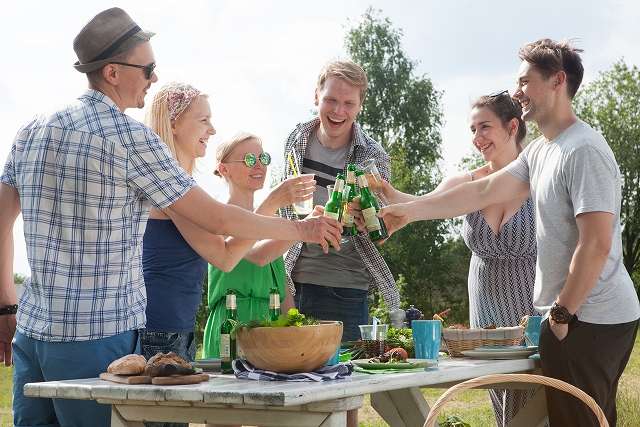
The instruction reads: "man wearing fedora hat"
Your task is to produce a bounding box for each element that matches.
[0,7,341,427]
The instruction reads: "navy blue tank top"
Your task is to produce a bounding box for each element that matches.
[143,219,207,332]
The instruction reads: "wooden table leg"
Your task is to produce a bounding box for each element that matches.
[110,406,144,427]
[371,387,433,427]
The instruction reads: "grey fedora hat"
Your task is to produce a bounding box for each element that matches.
[73,7,155,73]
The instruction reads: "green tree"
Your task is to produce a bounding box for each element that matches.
[574,60,640,292]
[346,9,469,320]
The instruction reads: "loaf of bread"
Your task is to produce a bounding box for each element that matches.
[144,352,194,377]
[107,354,147,375]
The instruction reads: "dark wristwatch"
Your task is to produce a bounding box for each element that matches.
[0,304,18,316]
[549,302,576,324]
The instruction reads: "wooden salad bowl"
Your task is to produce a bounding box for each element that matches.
[236,321,343,373]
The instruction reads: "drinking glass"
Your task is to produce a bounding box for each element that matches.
[411,320,441,362]
[361,159,387,204]
[290,173,315,216]
[523,315,542,346]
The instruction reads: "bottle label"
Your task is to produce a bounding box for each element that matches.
[324,211,339,220]
[357,174,369,188]
[342,210,354,226]
[347,170,356,183]
[334,179,344,193]
[226,294,237,309]
[269,293,280,309]
[362,206,381,231]
[220,334,231,360]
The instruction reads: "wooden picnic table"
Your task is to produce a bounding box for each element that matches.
[23,357,545,427]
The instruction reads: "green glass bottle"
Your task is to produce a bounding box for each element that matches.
[355,170,389,241]
[324,175,344,221]
[268,286,281,322]
[342,164,359,236]
[220,289,237,374]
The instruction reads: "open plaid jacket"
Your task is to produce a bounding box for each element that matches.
[280,117,400,310]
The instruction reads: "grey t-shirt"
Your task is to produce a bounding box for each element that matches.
[291,131,372,290]
[505,120,640,324]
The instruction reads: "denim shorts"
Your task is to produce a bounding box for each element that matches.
[12,330,139,427]
[139,330,196,362]
[138,330,196,427]
[294,282,368,342]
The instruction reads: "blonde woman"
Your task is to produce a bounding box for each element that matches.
[141,82,316,375]
[202,132,315,359]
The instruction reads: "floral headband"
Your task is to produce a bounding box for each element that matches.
[163,82,202,120]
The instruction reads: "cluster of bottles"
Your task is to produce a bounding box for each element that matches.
[219,287,281,373]
[323,163,389,242]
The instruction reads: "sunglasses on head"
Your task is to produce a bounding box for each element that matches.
[225,152,272,168]
[110,61,156,80]
[488,89,519,109]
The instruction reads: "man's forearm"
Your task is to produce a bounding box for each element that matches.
[557,242,610,315]
[169,186,303,241]
[408,180,490,222]
[0,232,17,305]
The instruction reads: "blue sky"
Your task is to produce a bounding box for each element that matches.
[2,0,639,276]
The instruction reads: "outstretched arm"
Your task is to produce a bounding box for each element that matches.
[0,183,20,366]
[167,176,317,270]
[380,169,529,235]
[167,185,341,252]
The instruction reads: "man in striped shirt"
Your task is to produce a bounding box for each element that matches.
[281,60,400,343]
[0,8,340,427]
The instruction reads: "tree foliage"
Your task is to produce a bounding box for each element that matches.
[574,60,640,290]
[345,9,469,321]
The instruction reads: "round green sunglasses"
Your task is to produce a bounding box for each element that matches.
[225,152,272,168]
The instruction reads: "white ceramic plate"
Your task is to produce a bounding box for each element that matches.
[461,348,537,359]
[473,345,538,353]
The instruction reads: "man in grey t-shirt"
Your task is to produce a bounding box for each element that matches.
[380,39,639,427]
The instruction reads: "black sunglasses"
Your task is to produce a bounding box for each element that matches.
[488,89,519,109]
[110,61,156,80]
[224,152,272,168]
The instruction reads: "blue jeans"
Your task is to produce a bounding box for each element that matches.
[294,282,368,342]
[12,330,139,427]
[139,330,196,427]
[139,330,196,362]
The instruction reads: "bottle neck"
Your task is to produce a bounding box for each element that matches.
[269,292,280,309]
[226,307,237,320]
[357,175,372,196]
[346,169,356,185]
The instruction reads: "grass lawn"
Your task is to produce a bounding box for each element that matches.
[1,336,639,427]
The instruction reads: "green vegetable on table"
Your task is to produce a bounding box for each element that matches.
[231,308,319,337]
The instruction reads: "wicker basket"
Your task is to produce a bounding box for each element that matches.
[442,326,524,357]
[423,373,608,427]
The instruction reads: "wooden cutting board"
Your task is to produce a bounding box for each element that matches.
[99,372,210,385]
[99,373,151,384]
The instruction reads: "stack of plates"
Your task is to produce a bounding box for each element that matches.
[461,345,538,360]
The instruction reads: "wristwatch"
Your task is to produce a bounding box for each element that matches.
[0,304,18,316]
[549,302,576,324]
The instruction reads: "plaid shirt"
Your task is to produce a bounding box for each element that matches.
[281,117,400,310]
[1,90,196,342]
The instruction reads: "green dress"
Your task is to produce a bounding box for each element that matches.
[202,257,286,358]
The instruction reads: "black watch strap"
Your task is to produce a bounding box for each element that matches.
[0,304,18,315]
[550,302,576,324]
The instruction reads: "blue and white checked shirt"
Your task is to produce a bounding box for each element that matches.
[1,90,196,342]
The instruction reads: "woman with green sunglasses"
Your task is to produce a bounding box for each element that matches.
[201,132,317,366]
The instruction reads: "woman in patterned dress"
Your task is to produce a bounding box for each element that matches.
[378,91,537,426]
